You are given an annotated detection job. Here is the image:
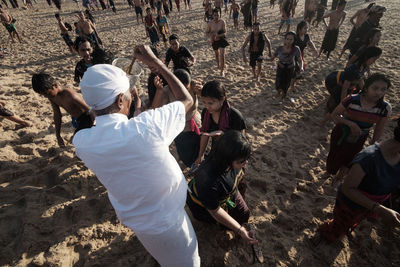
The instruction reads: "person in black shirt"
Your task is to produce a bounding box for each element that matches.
[165,34,195,74]
[194,80,246,166]
[73,37,93,85]
[187,130,258,244]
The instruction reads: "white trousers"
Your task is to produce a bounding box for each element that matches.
[136,211,201,267]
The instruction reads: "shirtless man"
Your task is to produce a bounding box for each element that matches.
[318,0,346,59]
[76,11,100,47]
[206,8,229,76]
[0,8,22,43]
[304,0,318,23]
[31,73,93,147]
[242,22,271,81]
[214,0,223,17]
[134,0,144,23]
[339,2,374,58]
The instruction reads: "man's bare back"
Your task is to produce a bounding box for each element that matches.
[325,9,346,30]
[50,88,89,118]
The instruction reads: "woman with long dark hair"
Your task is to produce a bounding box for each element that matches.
[326,73,392,182]
[187,130,257,244]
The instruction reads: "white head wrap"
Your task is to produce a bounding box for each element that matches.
[80,64,130,110]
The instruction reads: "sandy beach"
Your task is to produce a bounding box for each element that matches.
[0,0,399,266]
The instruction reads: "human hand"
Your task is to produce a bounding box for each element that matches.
[192,80,202,95]
[194,155,203,166]
[134,45,161,67]
[377,205,400,227]
[238,226,258,244]
[153,76,164,90]
[57,135,65,147]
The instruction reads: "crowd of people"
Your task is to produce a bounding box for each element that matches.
[1,0,399,266]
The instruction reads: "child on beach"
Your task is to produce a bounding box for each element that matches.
[144,7,160,47]
[290,21,318,91]
[318,0,346,59]
[31,73,93,147]
[326,73,391,183]
[134,0,144,23]
[0,101,30,127]
[278,0,293,34]
[194,80,246,166]
[268,31,302,101]
[230,0,240,30]
[242,22,272,82]
[76,11,101,48]
[312,1,326,27]
[156,10,169,48]
[0,8,22,43]
[55,13,74,54]
[74,37,94,85]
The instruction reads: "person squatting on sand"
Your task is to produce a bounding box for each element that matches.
[73,45,200,267]
[268,31,302,101]
[73,36,94,85]
[55,13,75,54]
[326,73,391,183]
[206,8,229,76]
[31,73,94,147]
[319,114,400,243]
[194,80,246,166]
[318,0,346,59]
[187,130,258,244]
[241,22,272,82]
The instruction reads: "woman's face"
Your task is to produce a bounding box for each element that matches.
[371,32,381,46]
[300,25,308,35]
[365,80,387,102]
[365,56,379,66]
[284,34,294,46]
[201,96,224,114]
[231,158,248,170]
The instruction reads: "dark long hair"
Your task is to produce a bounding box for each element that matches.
[296,20,307,36]
[360,73,390,108]
[205,130,251,176]
[356,46,382,66]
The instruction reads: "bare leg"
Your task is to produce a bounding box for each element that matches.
[251,66,256,78]
[219,47,225,76]
[214,49,220,69]
[5,115,30,127]
[278,23,283,34]
[290,78,296,93]
[286,24,290,33]
[255,62,261,81]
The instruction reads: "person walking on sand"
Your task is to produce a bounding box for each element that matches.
[76,11,101,48]
[318,0,346,59]
[73,45,200,267]
[0,8,22,43]
[206,8,229,76]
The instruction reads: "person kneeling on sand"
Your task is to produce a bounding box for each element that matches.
[187,130,258,245]
[31,73,93,147]
[318,116,400,243]
[73,45,200,267]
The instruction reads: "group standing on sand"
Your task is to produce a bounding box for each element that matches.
[1,1,399,266]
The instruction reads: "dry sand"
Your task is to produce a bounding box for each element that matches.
[1,0,399,266]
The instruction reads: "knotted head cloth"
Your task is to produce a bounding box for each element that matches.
[80,64,130,110]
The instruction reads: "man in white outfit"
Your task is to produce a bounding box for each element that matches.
[73,45,200,267]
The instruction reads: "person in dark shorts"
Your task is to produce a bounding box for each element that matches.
[242,22,272,81]
[55,13,74,54]
[31,73,93,147]
[165,34,195,73]
[312,1,327,27]
[134,0,144,23]
[0,100,30,127]
[229,0,240,30]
